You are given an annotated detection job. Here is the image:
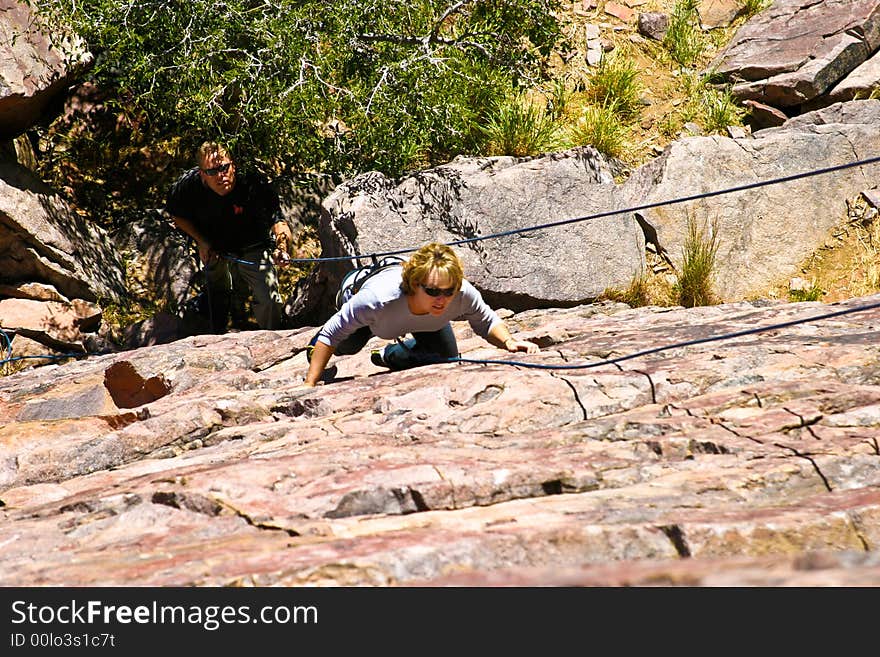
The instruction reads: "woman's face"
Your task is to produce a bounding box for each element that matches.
[409,267,457,316]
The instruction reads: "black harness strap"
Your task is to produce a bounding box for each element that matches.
[335,255,406,309]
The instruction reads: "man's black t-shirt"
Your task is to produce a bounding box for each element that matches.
[165,168,283,255]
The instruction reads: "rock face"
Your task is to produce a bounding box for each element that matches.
[712,0,880,111]
[2,294,880,586]
[0,0,92,138]
[0,163,126,303]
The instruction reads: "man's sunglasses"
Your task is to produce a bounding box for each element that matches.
[420,283,456,297]
[201,162,233,176]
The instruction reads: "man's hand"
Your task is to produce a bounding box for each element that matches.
[273,247,291,266]
[197,240,217,265]
[272,230,291,267]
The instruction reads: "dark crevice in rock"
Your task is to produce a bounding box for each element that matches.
[711,417,765,445]
[773,445,833,492]
[230,508,300,537]
[274,395,332,418]
[688,439,731,455]
[629,368,657,404]
[867,438,880,456]
[555,375,587,421]
[152,490,299,535]
[782,407,823,433]
[470,384,504,406]
[659,524,691,558]
[151,491,224,516]
[645,441,663,456]
[325,486,429,519]
[541,479,563,495]
[103,360,171,409]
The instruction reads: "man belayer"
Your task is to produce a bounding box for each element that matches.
[165,141,292,332]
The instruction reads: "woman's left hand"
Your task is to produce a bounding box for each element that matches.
[504,338,540,354]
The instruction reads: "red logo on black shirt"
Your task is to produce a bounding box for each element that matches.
[233,205,244,215]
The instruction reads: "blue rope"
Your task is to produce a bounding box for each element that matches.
[6,155,880,372]
[261,154,880,265]
[444,298,880,371]
[0,327,85,369]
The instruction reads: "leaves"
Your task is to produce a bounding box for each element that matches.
[36,0,563,177]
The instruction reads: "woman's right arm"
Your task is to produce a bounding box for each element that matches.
[303,340,334,387]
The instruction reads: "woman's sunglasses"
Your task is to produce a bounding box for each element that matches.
[420,283,456,297]
[201,162,233,176]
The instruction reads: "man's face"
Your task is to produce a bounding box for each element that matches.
[199,151,236,196]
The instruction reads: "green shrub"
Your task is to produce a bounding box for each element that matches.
[585,54,642,120]
[741,0,772,18]
[663,0,706,68]
[568,102,628,159]
[33,0,564,223]
[481,93,561,157]
[599,275,650,308]
[674,215,720,307]
[545,78,572,121]
[789,283,824,302]
[699,86,747,133]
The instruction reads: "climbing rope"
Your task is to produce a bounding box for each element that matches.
[6,154,880,372]
[446,298,880,371]
[260,154,880,265]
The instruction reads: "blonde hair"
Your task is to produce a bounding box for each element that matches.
[196,141,231,167]
[401,243,464,295]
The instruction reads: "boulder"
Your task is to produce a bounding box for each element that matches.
[711,0,880,108]
[0,297,101,343]
[621,99,880,300]
[288,147,644,324]
[697,0,744,30]
[824,49,880,104]
[638,12,669,41]
[0,0,92,138]
[0,162,126,303]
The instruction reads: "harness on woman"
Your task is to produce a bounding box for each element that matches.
[334,255,406,309]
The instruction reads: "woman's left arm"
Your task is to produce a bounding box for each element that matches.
[487,322,540,354]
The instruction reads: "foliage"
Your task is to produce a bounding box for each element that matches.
[585,53,642,120]
[31,0,563,227]
[567,102,628,159]
[657,71,745,138]
[598,274,651,308]
[544,78,572,121]
[663,0,706,68]
[674,215,720,307]
[741,0,772,18]
[699,85,746,133]
[481,92,561,156]
[789,283,824,303]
